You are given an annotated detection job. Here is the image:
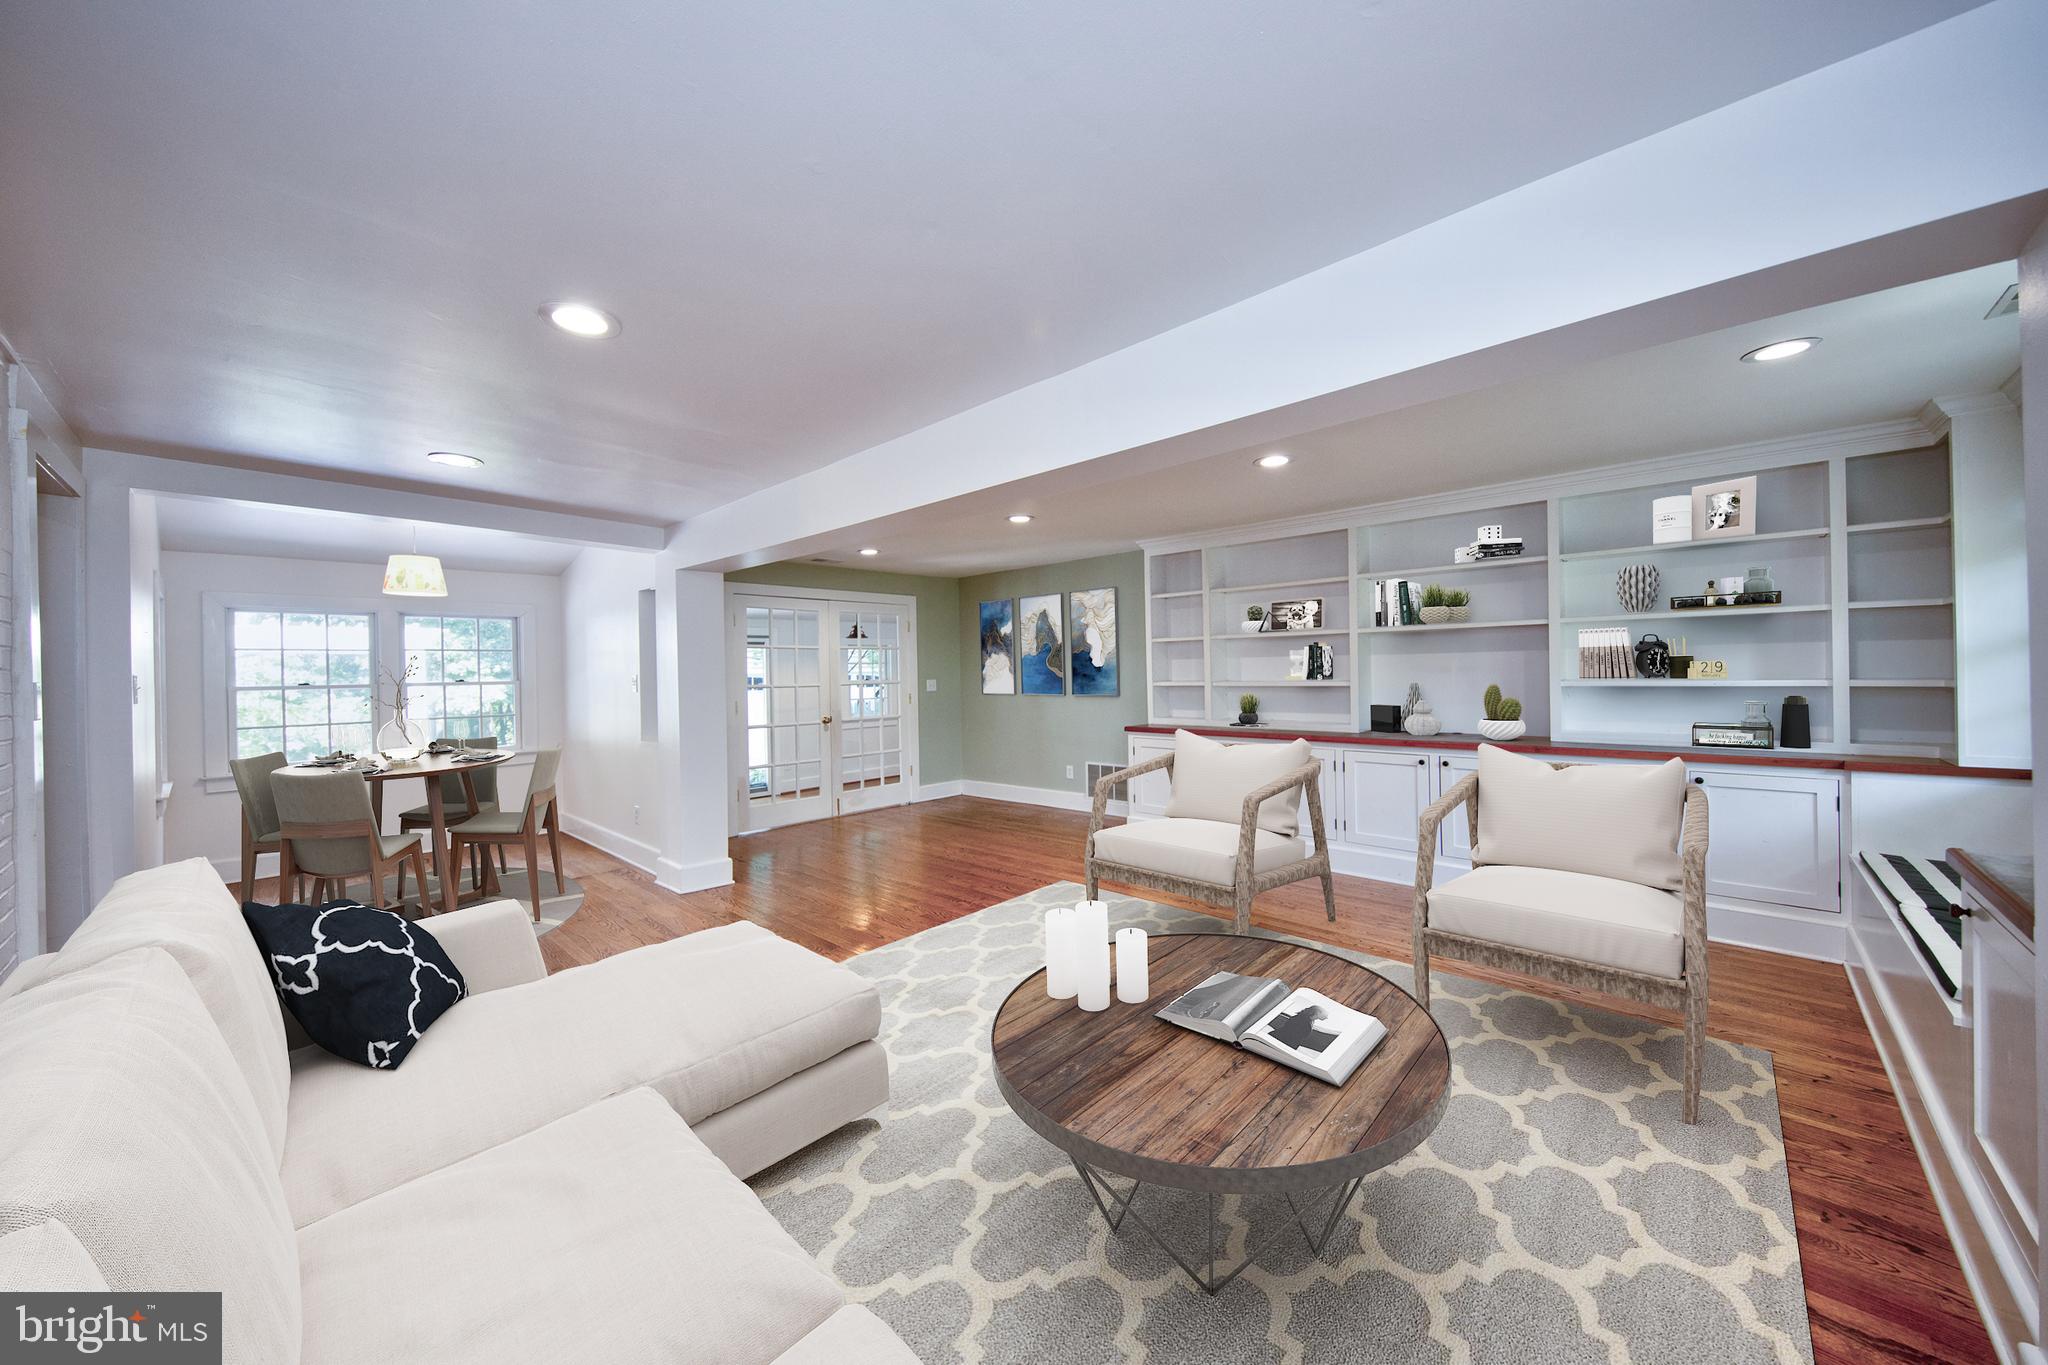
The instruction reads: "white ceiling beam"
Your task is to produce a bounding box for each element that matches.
[671,0,2048,571]
[83,448,666,551]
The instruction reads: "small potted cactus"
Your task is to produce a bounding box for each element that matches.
[1478,683,1526,742]
[1444,587,1471,623]
[1418,584,1452,625]
[1241,604,1265,634]
[1237,693,1260,726]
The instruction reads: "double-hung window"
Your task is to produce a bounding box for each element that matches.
[231,610,376,761]
[402,614,519,744]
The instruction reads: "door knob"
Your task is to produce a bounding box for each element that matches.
[822,715,834,726]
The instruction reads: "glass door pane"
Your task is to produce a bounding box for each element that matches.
[740,603,832,828]
[834,608,909,813]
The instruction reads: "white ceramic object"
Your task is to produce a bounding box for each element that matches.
[1403,704,1442,737]
[1447,605,1470,622]
[1418,605,1451,625]
[1240,619,1262,633]
[1478,719,1527,742]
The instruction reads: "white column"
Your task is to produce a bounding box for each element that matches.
[1933,393,2030,769]
[652,557,734,894]
[2018,205,2048,1341]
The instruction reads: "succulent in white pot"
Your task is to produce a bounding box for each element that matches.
[1241,604,1265,634]
[1417,583,1452,625]
[1477,683,1526,741]
[1444,588,1470,622]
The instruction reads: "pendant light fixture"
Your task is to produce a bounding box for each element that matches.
[383,523,448,597]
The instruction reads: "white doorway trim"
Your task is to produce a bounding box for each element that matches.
[723,583,923,832]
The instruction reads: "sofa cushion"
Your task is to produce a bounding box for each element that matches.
[297,1089,845,1365]
[0,948,301,1365]
[1472,745,1686,890]
[1427,864,1685,978]
[0,1220,107,1292]
[776,1306,921,1364]
[242,899,467,1069]
[1163,730,1311,835]
[280,920,879,1225]
[1092,818,1309,886]
[0,858,291,1158]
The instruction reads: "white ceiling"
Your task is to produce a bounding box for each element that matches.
[153,495,587,575]
[849,262,2022,574]
[0,0,1982,525]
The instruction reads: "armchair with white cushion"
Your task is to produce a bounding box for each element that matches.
[1413,744,1710,1122]
[1088,729,1335,934]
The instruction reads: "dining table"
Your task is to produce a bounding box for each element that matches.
[354,749,516,916]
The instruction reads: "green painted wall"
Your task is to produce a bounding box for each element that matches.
[726,549,1146,796]
[724,563,964,784]
[957,551,1147,795]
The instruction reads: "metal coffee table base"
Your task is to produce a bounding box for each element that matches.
[1070,1158,1367,1295]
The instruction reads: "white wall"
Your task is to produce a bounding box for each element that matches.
[158,550,567,883]
[127,493,162,872]
[37,492,85,945]
[1942,394,2031,769]
[2019,204,2048,1339]
[559,547,662,872]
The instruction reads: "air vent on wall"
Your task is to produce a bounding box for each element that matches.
[1085,761,1128,804]
[1986,283,2019,319]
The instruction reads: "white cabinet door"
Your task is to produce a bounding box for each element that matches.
[1125,737,1175,818]
[1966,906,2040,1254]
[1336,749,1433,854]
[1432,753,1479,860]
[1308,745,1345,843]
[1687,768,1841,911]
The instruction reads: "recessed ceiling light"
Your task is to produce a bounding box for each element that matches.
[542,301,621,338]
[1255,452,1291,469]
[426,451,484,468]
[858,547,880,557]
[1007,513,1034,524]
[1739,337,1819,363]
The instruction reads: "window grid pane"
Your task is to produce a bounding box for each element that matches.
[229,609,374,760]
[402,614,520,746]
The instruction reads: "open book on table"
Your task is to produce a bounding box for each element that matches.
[1156,971,1387,1086]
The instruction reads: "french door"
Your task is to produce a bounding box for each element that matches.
[730,593,917,831]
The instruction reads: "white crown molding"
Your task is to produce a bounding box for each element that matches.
[1138,414,1942,556]
[1923,392,2019,436]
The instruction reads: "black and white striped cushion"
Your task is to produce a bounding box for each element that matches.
[1859,850,1965,997]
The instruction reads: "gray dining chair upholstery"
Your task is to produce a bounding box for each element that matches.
[228,751,289,895]
[449,748,564,923]
[272,768,429,910]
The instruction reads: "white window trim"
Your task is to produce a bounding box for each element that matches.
[396,609,524,747]
[198,589,542,794]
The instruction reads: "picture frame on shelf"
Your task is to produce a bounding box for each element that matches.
[1691,475,1757,540]
[1267,597,1323,631]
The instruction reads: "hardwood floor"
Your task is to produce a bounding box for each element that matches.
[521,796,1991,1362]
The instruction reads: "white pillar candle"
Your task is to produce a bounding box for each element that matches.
[1044,906,1077,999]
[1076,901,1111,1011]
[1115,927,1149,1003]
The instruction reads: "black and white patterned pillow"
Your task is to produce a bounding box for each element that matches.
[241,899,467,1069]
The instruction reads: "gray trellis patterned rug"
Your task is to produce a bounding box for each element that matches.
[751,884,1813,1365]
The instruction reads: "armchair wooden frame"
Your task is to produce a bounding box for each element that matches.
[277,819,431,914]
[1086,752,1335,935]
[450,775,564,925]
[1413,767,1711,1122]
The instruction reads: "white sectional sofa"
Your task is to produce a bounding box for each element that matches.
[0,858,913,1365]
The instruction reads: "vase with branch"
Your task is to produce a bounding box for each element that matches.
[377,655,427,762]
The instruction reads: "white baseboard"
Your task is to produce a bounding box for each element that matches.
[961,779,1127,820]
[656,854,734,895]
[558,813,661,876]
[914,780,965,802]
[210,852,274,887]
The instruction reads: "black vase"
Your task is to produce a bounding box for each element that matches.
[1781,695,1811,749]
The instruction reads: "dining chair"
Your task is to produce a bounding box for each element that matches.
[228,751,296,902]
[448,748,563,924]
[397,735,506,885]
[272,768,432,913]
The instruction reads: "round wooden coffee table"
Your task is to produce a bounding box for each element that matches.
[991,932,1449,1293]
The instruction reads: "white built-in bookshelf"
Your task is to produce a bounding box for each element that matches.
[1143,438,1962,755]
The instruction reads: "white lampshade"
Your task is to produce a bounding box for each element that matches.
[382,553,448,597]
